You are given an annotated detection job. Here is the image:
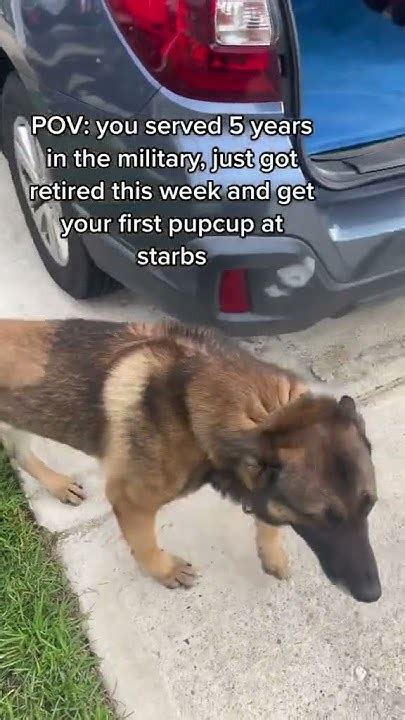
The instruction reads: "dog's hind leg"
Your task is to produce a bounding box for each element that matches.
[0,424,85,505]
[255,520,291,580]
[0,422,31,461]
[21,450,86,505]
[106,474,198,588]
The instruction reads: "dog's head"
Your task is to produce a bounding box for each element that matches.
[218,394,381,603]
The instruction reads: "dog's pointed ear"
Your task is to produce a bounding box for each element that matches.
[339,395,369,449]
[262,392,334,436]
[339,395,357,420]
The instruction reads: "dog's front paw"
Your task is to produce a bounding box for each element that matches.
[156,554,200,589]
[258,546,291,581]
[52,475,86,506]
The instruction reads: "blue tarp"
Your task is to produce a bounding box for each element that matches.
[293,0,405,154]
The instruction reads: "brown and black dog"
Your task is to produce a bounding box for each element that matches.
[0,318,381,602]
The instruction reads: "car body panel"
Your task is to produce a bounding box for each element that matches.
[0,0,404,334]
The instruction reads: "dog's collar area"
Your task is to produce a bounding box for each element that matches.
[241,487,274,522]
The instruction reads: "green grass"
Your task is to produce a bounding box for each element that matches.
[0,449,116,720]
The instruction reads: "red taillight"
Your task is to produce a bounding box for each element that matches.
[219,269,250,313]
[105,1,281,102]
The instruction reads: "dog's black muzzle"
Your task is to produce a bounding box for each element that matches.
[293,519,382,603]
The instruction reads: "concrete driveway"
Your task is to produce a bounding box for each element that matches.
[1,154,404,719]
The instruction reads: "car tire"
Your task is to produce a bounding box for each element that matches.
[2,72,117,299]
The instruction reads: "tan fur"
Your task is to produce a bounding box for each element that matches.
[103,350,155,424]
[105,479,198,587]
[255,521,290,580]
[0,424,85,504]
[22,451,85,505]
[0,321,52,389]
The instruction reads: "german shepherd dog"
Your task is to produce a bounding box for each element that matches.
[0,319,381,603]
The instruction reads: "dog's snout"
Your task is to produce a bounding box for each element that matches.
[348,563,382,603]
[351,576,382,603]
[292,520,382,603]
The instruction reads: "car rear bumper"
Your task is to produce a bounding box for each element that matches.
[83,231,405,337]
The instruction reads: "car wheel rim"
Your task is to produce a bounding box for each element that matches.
[13,116,69,267]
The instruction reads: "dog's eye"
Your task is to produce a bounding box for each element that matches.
[325,507,344,526]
